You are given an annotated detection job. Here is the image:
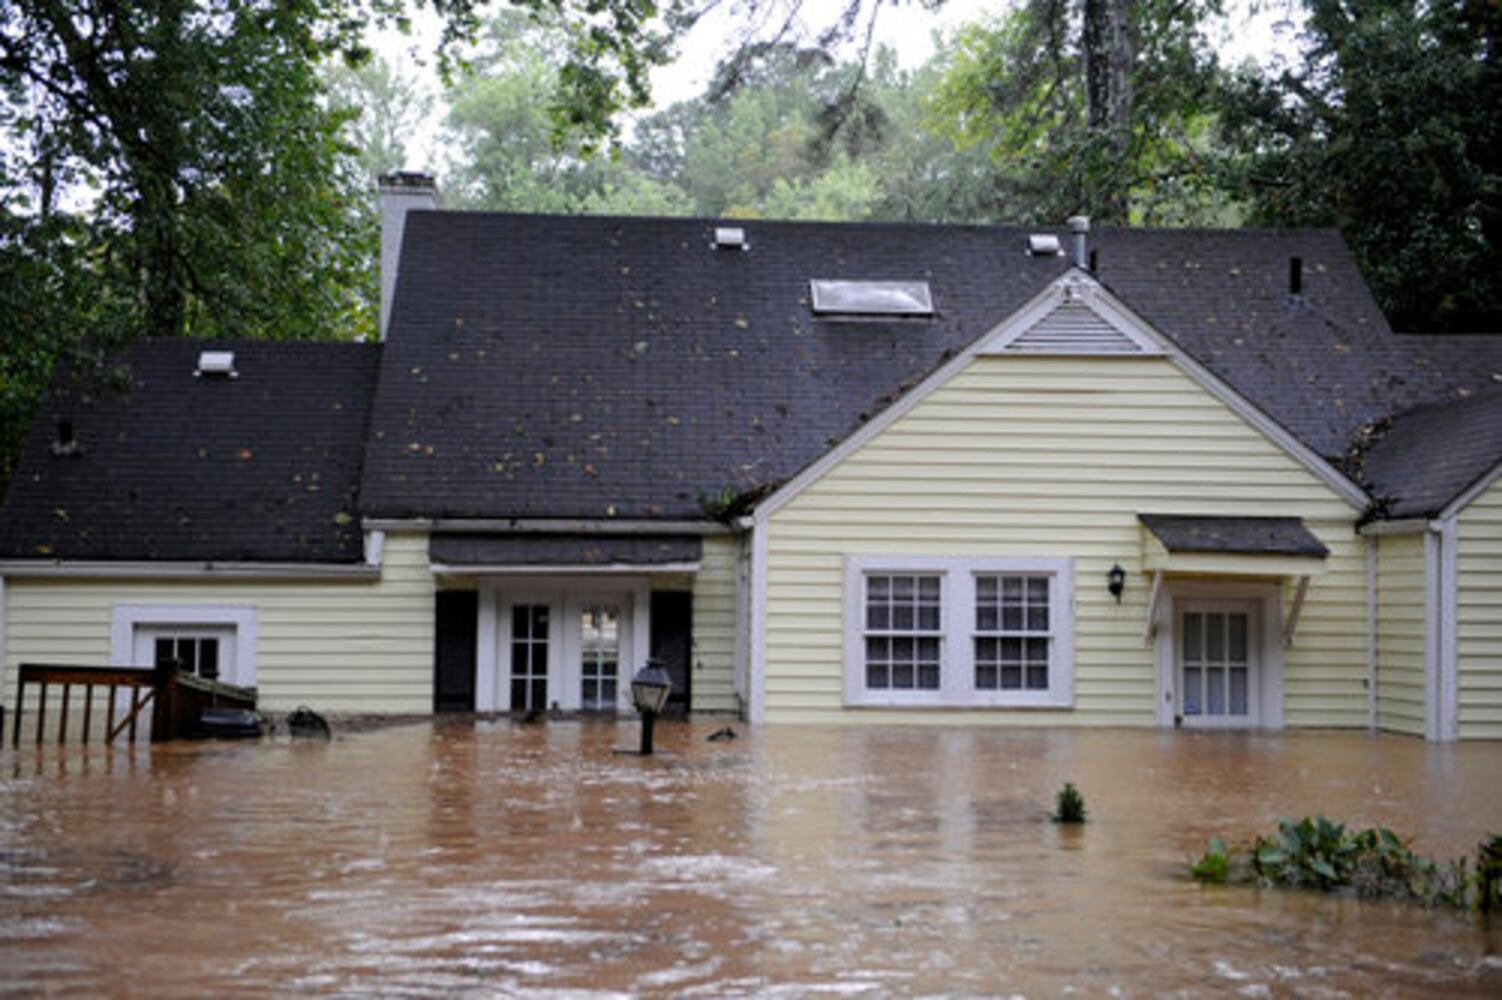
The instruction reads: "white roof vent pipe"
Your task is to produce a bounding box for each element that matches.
[378,172,439,340]
[1068,215,1090,270]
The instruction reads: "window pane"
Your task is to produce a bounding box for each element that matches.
[513,606,530,638]
[976,664,998,689]
[530,679,547,711]
[1184,613,1203,664]
[511,678,527,709]
[892,636,914,661]
[892,576,914,601]
[1027,577,1048,603]
[1229,667,1248,715]
[154,638,173,667]
[1183,667,1201,715]
[1026,666,1048,689]
[917,664,940,689]
[602,680,617,705]
[868,662,889,689]
[893,663,914,688]
[892,604,915,630]
[1027,605,1049,631]
[976,576,996,601]
[198,640,219,681]
[975,637,997,663]
[917,636,940,662]
[917,604,940,631]
[1229,614,1248,663]
[179,640,197,674]
[977,605,998,631]
[1002,605,1022,630]
[1001,638,1022,664]
[582,679,597,705]
[1207,614,1225,662]
[1207,667,1226,715]
[868,576,889,601]
[867,603,890,630]
[1025,637,1049,664]
[866,636,888,663]
[1001,665,1022,689]
[918,576,940,601]
[1002,577,1022,601]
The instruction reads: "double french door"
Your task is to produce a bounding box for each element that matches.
[497,592,631,714]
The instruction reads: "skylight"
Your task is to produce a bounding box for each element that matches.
[810,280,934,317]
[195,350,238,378]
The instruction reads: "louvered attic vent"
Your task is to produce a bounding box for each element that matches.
[195,350,238,378]
[810,280,934,317]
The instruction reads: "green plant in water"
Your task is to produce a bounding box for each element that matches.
[1191,816,1502,914]
[1052,782,1087,824]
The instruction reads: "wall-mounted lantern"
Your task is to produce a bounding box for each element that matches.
[1107,564,1126,603]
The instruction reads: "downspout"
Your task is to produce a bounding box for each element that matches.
[741,516,769,724]
[732,529,751,715]
[1365,536,1377,732]
[1437,517,1460,742]
[0,575,7,717]
[1423,527,1441,741]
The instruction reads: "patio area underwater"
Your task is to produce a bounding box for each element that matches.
[2,720,1500,996]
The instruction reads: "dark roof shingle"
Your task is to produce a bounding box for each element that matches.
[1138,514,1330,557]
[1361,388,1502,518]
[0,340,381,563]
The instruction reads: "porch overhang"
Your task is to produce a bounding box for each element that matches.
[1137,515,1329,647]
[429,533,702,575]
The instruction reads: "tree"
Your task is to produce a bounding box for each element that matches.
[929,0,1232,224]
[325,55,434,180]
[1217,0,1501,331]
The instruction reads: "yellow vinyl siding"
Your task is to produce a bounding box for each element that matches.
[764,355,1367,726]
[3,532,434,714]
[1457,474,1502,739]
[1375,532,1427,736]
[690,534,740,713]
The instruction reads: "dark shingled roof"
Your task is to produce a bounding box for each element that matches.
[1361,388,1502,519]
[1138,514,1330,557]
[430,533,702,567]
[362,213,1502,521]
[0,340,381,563]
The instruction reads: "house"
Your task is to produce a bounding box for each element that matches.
[3,174,1501,740]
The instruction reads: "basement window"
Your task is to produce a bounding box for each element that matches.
[810,280,934,317]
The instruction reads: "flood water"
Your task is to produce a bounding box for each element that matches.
[2,721,1500,996]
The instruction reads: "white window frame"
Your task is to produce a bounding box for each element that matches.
[843,556,1075,709]
[110,604,259,688]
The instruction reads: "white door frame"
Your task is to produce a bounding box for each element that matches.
[1154,580,1284,731]
[475,576,651,713]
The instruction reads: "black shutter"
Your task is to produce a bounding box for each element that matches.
[650,591,693,716]
[434,591,479,712]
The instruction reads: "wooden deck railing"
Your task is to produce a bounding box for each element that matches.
[6,662,256,747]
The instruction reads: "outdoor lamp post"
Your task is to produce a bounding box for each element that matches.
[630,659,673,755]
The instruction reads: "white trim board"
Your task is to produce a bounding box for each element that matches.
[364,518,734,535]
[431,562,701,576]
[748,269,1368,527]
[0,560,380,580]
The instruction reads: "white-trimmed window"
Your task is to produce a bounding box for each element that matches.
[110,605,259,689]
[844,556,1074,708]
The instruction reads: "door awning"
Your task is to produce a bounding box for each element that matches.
[1137,514,1328,577]
[430,533,702,573]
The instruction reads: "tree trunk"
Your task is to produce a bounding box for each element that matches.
[1082,0,1134,221]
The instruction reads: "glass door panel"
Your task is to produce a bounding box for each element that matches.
[580,604,621,711]
[1180,609,1253,723]
[511,604,549,712]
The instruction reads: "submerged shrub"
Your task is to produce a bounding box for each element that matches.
[1052,782,1087,824]
[1192,816,1500,913]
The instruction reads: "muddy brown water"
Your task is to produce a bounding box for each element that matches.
[2,722,1499,996]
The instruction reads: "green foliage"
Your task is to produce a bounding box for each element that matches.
[1190,836,1230,883]
[929,0,1235,225]
[1191,816,1500,912]
[1216,0,1502,331]
[1052,782,1087,823]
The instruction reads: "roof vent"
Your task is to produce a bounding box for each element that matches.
[49,418,81,457]
[810,280,934,317]
[1027,234,1063,257]
[713,226,748,251]
[195,350,238,378]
